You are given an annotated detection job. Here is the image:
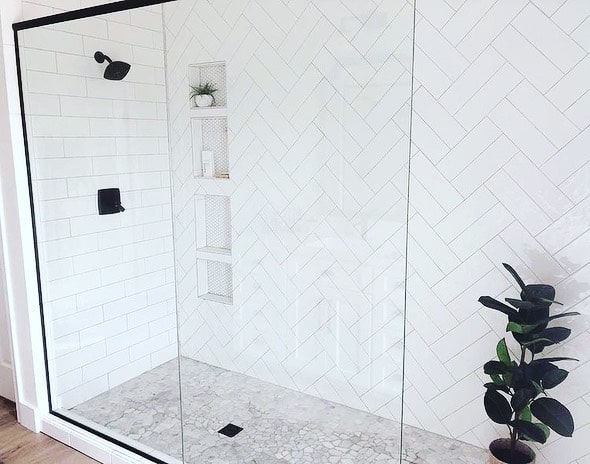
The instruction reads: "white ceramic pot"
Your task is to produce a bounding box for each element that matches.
[194,94,214,107]
[488,439,536,464]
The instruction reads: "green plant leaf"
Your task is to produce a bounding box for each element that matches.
[490,374,504,385]
[484,382,511,393]
[522,338,554,347]
[536,422,551,441]
[532,357,579,364]
[507,321,541,334]
[505,298,535,310]
[496,339,511,366]
[545,312,580,321]
[503,263,527,291]
[484,389,513,424]
[541,369,569,390]
[539,327,572,343]
[511,389,535,412]
[479,296,521,320]
[511,420,548,444]
[520,405,532,422]
[531,381,545,396]
[484,360,508,375]
[531,397,574,437]
[538,297,563,306]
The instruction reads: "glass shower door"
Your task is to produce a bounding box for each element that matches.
[163,1,415,462]
[16,4,182,462]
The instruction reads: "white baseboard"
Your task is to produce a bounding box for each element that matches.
[0,360,15,401]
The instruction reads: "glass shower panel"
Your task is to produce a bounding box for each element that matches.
[17,5,181,462]
[163,1,415,462]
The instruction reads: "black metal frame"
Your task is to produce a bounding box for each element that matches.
[12,1,176,463]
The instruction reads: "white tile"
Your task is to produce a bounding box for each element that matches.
[454,63,522,130]
[552,0,590,33]
[416,20,469,81]
[457,0,527,60]
[508,81,579,148]
[489,100,557,164]
[433,252,494,304]
[505,153,573,220]
[27,71,86,96]
[513,3,586,72]
[413,87,466,148]
[547,56,590,112]
[485,169,552,236]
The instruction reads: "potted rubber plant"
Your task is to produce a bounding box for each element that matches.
[190,82,218,107]
[479,263,578,464]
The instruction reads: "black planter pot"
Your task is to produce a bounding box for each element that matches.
[489,438,536,464]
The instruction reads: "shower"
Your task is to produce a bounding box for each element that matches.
[93,51,131,81]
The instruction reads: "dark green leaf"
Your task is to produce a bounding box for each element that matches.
[531,397,574,437]
[479,296,521,320]
[503,263,526,291]
[538,297,563,306]
[532,357,579,364]
[538,327,572,344]
[527,360,558,384]
[497,339,511,366]
[507,321,541,334]
[511,389,535,412]
[490,374,504,385]
[545,312,580,321]
[505,298,535,310]
[531,381,544,396]
[484,382,511,393]
[541,369,568,390]
[536,423,551,441]
[511,420,548,444]
[523,284,556,304]
[484,360,508,375]
[485,389,513,424]
[522,338,554,347]
[520,405,532,422]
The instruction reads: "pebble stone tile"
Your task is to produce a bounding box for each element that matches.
[69,358,488,463]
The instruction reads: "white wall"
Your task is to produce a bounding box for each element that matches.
[0,15,15,403]
[16,5,177,409]
[403,1,590,463]
[0,228,15,402]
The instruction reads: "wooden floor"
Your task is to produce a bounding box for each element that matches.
[0,397,97,464]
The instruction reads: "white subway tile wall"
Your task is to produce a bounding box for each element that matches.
[18,4,176,409]
[405,1,590,463]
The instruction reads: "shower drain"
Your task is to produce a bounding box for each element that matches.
[218,423,243,437]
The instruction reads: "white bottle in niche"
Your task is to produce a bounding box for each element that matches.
[202,151,214,178]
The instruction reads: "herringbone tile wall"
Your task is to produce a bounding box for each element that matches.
[164,0,414,426]
[404,1,589,463]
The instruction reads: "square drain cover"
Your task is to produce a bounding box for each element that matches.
[218,423,243,437]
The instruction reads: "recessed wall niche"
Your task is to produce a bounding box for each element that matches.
[195,194,233,304]
[189,61,227,108]
[189,61,228,180]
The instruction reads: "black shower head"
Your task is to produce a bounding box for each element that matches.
[94,51,131,81]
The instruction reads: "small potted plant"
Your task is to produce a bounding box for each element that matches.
[480,263,578,464]
[190,82,218,107]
